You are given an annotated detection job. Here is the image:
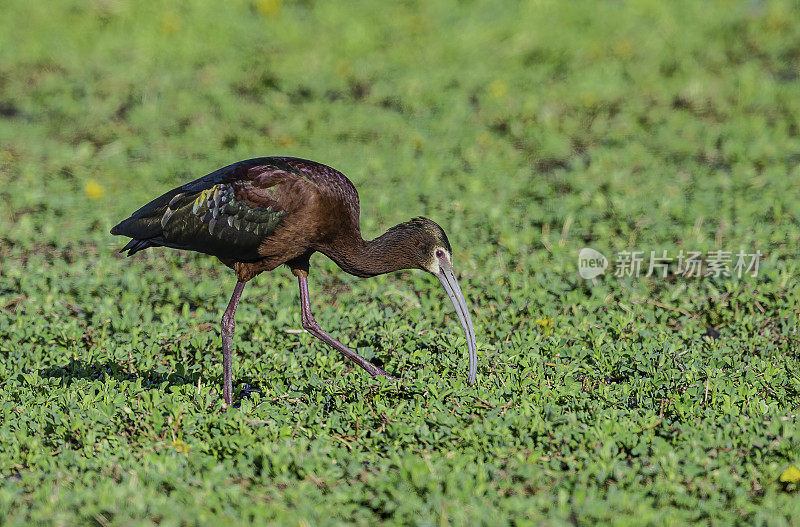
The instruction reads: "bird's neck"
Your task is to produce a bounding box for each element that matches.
[326,227,418,278]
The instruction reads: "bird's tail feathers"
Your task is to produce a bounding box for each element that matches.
[119,238,155,256]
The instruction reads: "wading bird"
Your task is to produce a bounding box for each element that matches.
[111,157,477,405]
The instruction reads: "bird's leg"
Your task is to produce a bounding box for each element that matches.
[294,270,397,380]
[221,281,246,406]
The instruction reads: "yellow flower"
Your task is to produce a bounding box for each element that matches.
[581,92,599,108]
[255,0,282,16]
[535,317,554,335]
[278,135,295,148]
[84,181,104,200]
[780,465,800,483]
[170,439,190,457]
[612,38,633,59]
[160,11,182,35]
[488,80,508,99]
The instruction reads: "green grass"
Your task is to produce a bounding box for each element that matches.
[1,0,800,524]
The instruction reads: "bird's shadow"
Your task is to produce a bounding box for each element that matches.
[37,359,431,409]
[38,359,202,390]
[234,339,441,406]
[235,369,429,408]
[37,359,264,409]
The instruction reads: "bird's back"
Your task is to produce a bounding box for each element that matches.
[111,157,362,265]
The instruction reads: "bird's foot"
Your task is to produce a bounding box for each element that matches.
[370,366,399,381]
[359,360,398,381]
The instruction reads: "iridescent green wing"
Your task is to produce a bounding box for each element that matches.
[112,158,321,260]
[157,182,287,261]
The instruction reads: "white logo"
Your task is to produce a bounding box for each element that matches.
[578,248,608,279]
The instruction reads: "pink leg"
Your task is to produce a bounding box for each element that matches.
[296,273,396,380]
[221,281,245,405]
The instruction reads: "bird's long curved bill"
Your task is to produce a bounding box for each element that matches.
[436,262,477,385]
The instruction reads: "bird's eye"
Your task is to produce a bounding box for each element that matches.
[435,249,445,259]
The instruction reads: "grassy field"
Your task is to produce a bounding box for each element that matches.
[1,0,799,524]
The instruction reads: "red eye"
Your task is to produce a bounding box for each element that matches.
[435,249,445,258]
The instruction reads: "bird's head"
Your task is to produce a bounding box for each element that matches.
[392,217,452,272]
[393,217,477,385]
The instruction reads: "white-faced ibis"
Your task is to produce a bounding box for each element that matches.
[111,157,477,405]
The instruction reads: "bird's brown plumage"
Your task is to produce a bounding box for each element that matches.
[112,157,369,281]
[112,156,477,404]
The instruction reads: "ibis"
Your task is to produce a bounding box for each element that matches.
[111,157,477,405]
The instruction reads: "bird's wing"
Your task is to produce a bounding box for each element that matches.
[112,158,316,261]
